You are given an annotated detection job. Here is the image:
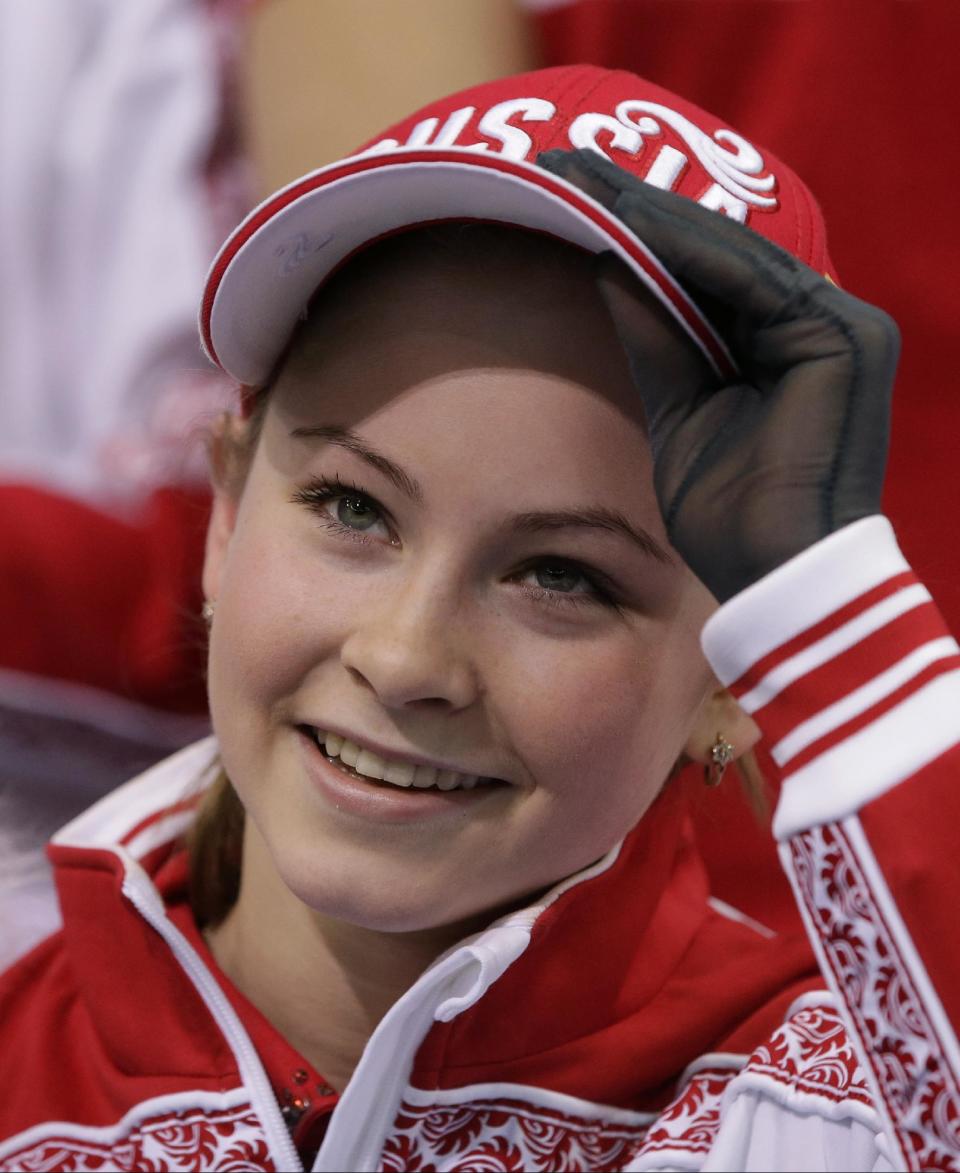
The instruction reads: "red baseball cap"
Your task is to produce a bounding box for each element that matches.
[200,64,834,387]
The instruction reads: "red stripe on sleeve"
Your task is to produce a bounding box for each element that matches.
[728,570,918,699]
[749,600,948,748]
[779,656,960,779]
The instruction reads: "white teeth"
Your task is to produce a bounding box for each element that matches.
[383,761,415,787]
[339,739,360,768]
[412,765,439,789]
[355,750,386,781]
[310,727,485,791]
[436,770,460,791]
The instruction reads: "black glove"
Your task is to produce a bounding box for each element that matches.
[538,148,900,603]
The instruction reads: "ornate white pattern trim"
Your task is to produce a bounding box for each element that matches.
[0,1089,276,1172]
[784,818,960,1170]
[625,1067,742,1172]
[377,1020,886,1173]
[729,995,881,1129]
[381,1069,754,1173]
[842,817,960,1081]
[381,1085,655,1173]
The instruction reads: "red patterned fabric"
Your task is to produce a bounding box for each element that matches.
[630,1067,736,1159]
[0,1099,274,1173]
[743,1001,871,1108]
[860,755,960,1043]
[377,1021,871,1172]
[703,518,960,1169]
[381,1095,651,1172]
[789,824,960,1168]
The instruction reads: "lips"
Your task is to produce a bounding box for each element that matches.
[296,725,501,792]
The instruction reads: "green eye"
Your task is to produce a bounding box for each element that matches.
[535,564,583,593]
[336,496,379,530]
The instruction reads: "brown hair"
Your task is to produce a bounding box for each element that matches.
[186,388,268,930]
[735,751,770,820]
[186,769,245,929]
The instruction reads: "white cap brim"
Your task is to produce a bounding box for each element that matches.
[200,148,735,387]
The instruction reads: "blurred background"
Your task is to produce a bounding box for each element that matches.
[3,0,958,962]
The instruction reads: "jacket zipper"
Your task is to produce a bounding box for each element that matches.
[122,866,302,1172]
[312,948,481,1172]
[313,925,533,1172]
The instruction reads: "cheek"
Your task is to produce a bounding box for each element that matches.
[207,509,353,720]
[497,619,707,837]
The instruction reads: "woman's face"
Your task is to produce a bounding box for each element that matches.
[204,231,730,933]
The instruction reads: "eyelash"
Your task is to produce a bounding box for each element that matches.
[513,559,617,611]
[291,475,395,545]
[291,475,618,610]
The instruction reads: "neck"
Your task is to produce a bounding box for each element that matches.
[205,821,487,1092]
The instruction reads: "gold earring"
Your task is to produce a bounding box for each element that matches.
[704,733,734,787]
[202,599,216,628]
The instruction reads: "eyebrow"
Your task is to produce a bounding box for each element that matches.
[291,424,424,503]
[510,509,673,564]
[291,423,673,564]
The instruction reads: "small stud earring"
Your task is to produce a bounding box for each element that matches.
[201,599,216,628]
[704,733,734,788]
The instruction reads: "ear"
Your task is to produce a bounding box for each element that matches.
[201,414,246,604]
[202,483,239,605]
[683,683,760,768]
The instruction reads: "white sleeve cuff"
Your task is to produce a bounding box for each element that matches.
[700,518,960,839]
[701,517,907,687]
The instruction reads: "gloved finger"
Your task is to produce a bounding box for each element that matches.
[538,148,636,210]
[542,148,900,400]
[593,250,719,439]
[539,148,803,314]
[540,149,894,355]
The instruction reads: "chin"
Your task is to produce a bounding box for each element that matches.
[275,852,495,936]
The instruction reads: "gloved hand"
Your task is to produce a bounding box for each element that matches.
[538,148,900,603]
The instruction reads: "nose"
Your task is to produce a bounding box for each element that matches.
[339,570,479,712]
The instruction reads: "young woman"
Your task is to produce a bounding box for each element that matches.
[1,66,957,1173]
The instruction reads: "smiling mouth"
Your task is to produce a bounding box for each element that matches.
[297,725,503,793]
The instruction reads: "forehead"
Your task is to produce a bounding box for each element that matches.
[269,223,698,433]
[252,227,721,565]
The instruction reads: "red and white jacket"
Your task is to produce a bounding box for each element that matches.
[1,516,957,1172]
